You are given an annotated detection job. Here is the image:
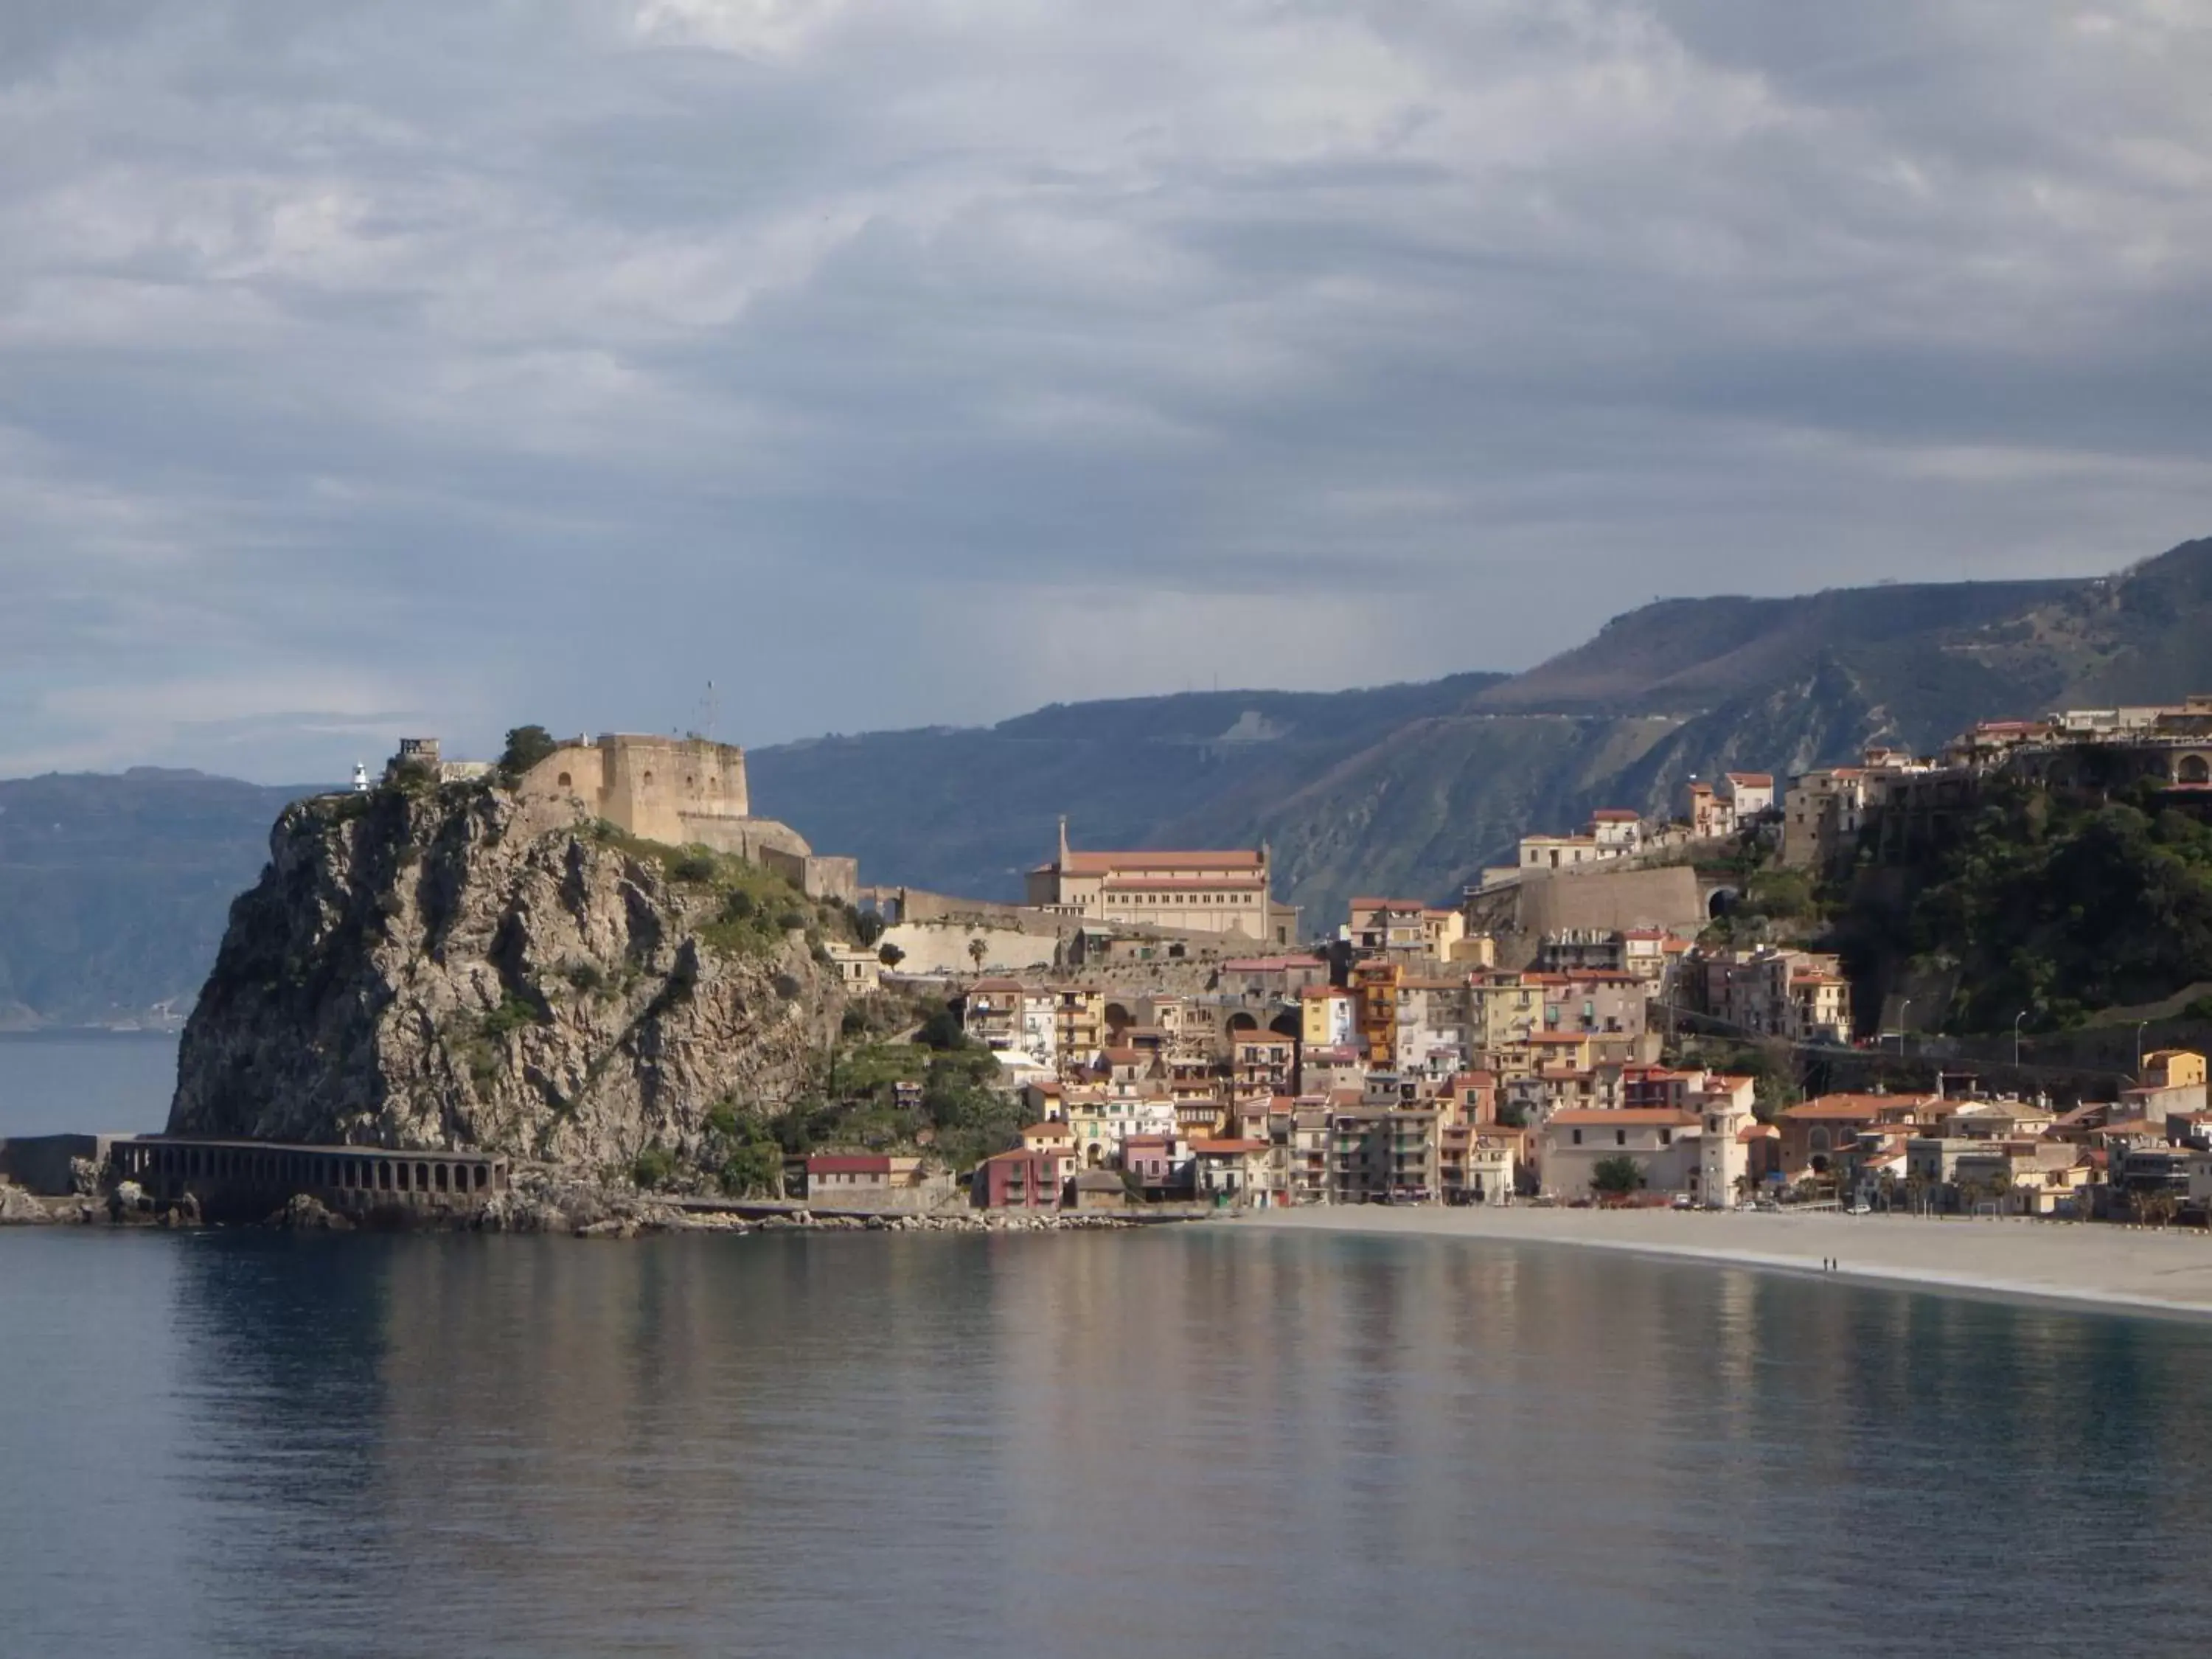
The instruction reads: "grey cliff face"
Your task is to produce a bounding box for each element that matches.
[169,785,841,1170]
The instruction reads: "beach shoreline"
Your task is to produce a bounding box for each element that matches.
[1235,1205,2212,1321]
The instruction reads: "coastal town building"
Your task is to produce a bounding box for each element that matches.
[1024,824,1300,944]
[1540,1110,1703,1200]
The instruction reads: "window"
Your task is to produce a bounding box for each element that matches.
[1615,1130,1627,1146]
[1572,1129,1583,1146]
[1660,1129,1672,1147]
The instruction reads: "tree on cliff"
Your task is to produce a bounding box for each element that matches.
[499,725,559,779]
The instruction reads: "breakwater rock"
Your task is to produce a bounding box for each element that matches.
[168,779,846,1172]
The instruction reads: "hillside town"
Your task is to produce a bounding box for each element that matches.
[813,696,2212,1222]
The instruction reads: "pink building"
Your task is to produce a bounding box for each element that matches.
[973,1149,1061,1209]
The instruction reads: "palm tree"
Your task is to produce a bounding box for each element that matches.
[967,936,988,974]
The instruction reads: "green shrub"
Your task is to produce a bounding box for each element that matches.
[718,1143,782,1197]
[917,1007,967,1050]
[564,961,606,995]
[480,994,544,1041]
[670,850,720,885]
[776,908,809,932]
[1590,1155,1644,1197]
[631,1146,678,1189]
[499,725,559,778]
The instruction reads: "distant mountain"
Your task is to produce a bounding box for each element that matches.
[15,535,2212,1022]
[0,770,313,1028]
[753,538,2212,927]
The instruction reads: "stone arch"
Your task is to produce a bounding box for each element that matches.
[1706,886,1739,920]
[2180,754,2211,786]
[557,771,572,788]
[1228,1012,1261,1034]
[1269,1011,1301,1040]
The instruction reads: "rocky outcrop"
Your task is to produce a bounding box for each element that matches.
[169,781,847,1173]
[0,1182,53,1225]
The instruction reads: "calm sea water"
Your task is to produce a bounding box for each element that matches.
[0,1031,177,1137]
[8,1044,2212,1655]
[5,1224,2211,1658]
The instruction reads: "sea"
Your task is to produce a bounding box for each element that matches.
[7,1038,2212,1656]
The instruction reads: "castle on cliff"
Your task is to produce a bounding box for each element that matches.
[386,731,858,902]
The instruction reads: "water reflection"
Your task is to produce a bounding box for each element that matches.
[9,1228,2212,1656]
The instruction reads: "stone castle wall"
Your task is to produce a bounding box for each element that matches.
[520,734,763,844]
[510,733,866,900]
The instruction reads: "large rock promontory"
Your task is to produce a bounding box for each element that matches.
[169,779,847,1173]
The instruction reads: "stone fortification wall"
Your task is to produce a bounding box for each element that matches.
[518,735,797,857]
[762,848,858,906]
[1512,865,1704,939]
[874,888,1057,931]
[880,919,1062,975]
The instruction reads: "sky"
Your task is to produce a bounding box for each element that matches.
[4,0,2211,782]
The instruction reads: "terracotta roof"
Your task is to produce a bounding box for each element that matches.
[1782,1094,1927,1121]
[1548,1109,1700,1127]
[967,977,1027,993]
[1590,809,1641,821]
[1348,897,1430,911]
[1061,849,1263,875]
[1725,772,1773,786]
[1191,1139,1270,1155]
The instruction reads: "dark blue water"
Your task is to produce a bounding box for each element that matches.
[0,1031,176,1136]
[5,1222,2211,1657]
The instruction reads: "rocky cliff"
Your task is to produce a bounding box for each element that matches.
[169,779,846,1172]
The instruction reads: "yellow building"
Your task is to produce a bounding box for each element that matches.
[2146,1050,2208,1090]
[1301,984,1356,1048]
[1350,960,1402,1068]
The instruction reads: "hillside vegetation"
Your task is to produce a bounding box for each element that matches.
[1844,783,2212,1035]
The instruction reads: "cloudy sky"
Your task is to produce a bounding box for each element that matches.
[4,0,2210,781]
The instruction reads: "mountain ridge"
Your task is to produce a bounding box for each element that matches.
[8,535,2212,1023]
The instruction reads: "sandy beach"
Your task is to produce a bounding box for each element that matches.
[1238,1204,2212,1320]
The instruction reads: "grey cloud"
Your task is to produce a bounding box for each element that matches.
[1,0,2208,779]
